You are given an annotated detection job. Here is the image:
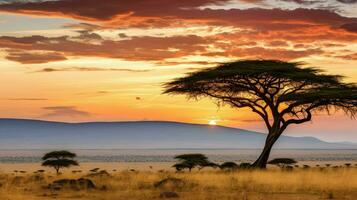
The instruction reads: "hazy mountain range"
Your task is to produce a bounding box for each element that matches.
[0,118,355,149]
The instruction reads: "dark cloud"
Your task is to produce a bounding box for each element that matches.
[0,0,355,31]
[0,34,211,63]
[0,0,228,21]
[336,0,357,3]
[340,23,357,33]
[42,106,90,117]
[34,67,153,73]
[5,51,67,64]
[118,33,129,38]
[280,0,356,4]
[279,0,322,5]
[62,22,102,30]
[73,30,102,41]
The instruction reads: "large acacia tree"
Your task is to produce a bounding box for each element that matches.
[163,60,357,168]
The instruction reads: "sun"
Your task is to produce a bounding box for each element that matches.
[208,120,217,126]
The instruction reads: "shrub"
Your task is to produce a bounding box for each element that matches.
[220,162,238,170]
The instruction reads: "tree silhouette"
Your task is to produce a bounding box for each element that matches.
[173,163,191,171]
[173,154,211,172]
[42,150,79,174]
[220,162,238,170]
[164,60,357,168]
[200,162,220,170]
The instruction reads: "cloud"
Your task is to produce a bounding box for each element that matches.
[62,22,102,30]
[0,28,354,64]
[340,23,357,32]
[0,1,356,64]
[0,0,356,31]
[205,46,324,60]
[278,0,320,5]
[73,30,103,41]
[266,40,290,47]
[336,53,357,60]
[0,0,228,21]
[42,106,90,117]
[5,50,67,64]
[277,0,356,4]
[34,67,153,73]
[335,0,357,3]
[0,34,211,63]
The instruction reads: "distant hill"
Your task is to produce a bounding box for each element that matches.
[0,118,355,149]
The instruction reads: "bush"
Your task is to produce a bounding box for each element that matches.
[220,162,238,170]
[268,158,297,165]
[239,162,251,169]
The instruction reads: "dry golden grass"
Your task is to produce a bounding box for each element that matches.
[1,167,357,200]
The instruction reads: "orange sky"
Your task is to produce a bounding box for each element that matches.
[0,0,356,142]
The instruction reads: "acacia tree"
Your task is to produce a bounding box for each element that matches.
[42,150,79,174]
[163,60,357,168]
[173,154,211,171]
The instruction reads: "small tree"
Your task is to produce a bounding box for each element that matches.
[173,154,211,172]
[268,158,297,168]
[42,150,79,175]
[345,163,352,167]
[220,162,238,170]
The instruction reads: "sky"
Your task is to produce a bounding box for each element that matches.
[0,0,356,142]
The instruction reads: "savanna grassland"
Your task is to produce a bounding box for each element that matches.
[1,167,357,200]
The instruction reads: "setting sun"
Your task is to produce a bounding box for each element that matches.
[209,120,217,126]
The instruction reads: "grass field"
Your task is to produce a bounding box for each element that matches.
[1,166,357,200]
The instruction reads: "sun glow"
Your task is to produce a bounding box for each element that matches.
[208,120,217,126]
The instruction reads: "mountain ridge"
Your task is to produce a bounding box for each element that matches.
[0,118,356,149]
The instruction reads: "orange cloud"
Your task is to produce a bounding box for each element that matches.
[0,1,356,32]
[0,32,329,64]
[0,34,211,62]
[0,1,357,64]
[5,50,67,64]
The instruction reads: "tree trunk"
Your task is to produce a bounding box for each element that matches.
[55,167,60,175]
[252,131,280,169]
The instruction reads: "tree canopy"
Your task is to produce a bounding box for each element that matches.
[42,150,76,160]
[268,158,297,165]
[42,150,79,174]
[173,154,215,171]
[164,60,357,168]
